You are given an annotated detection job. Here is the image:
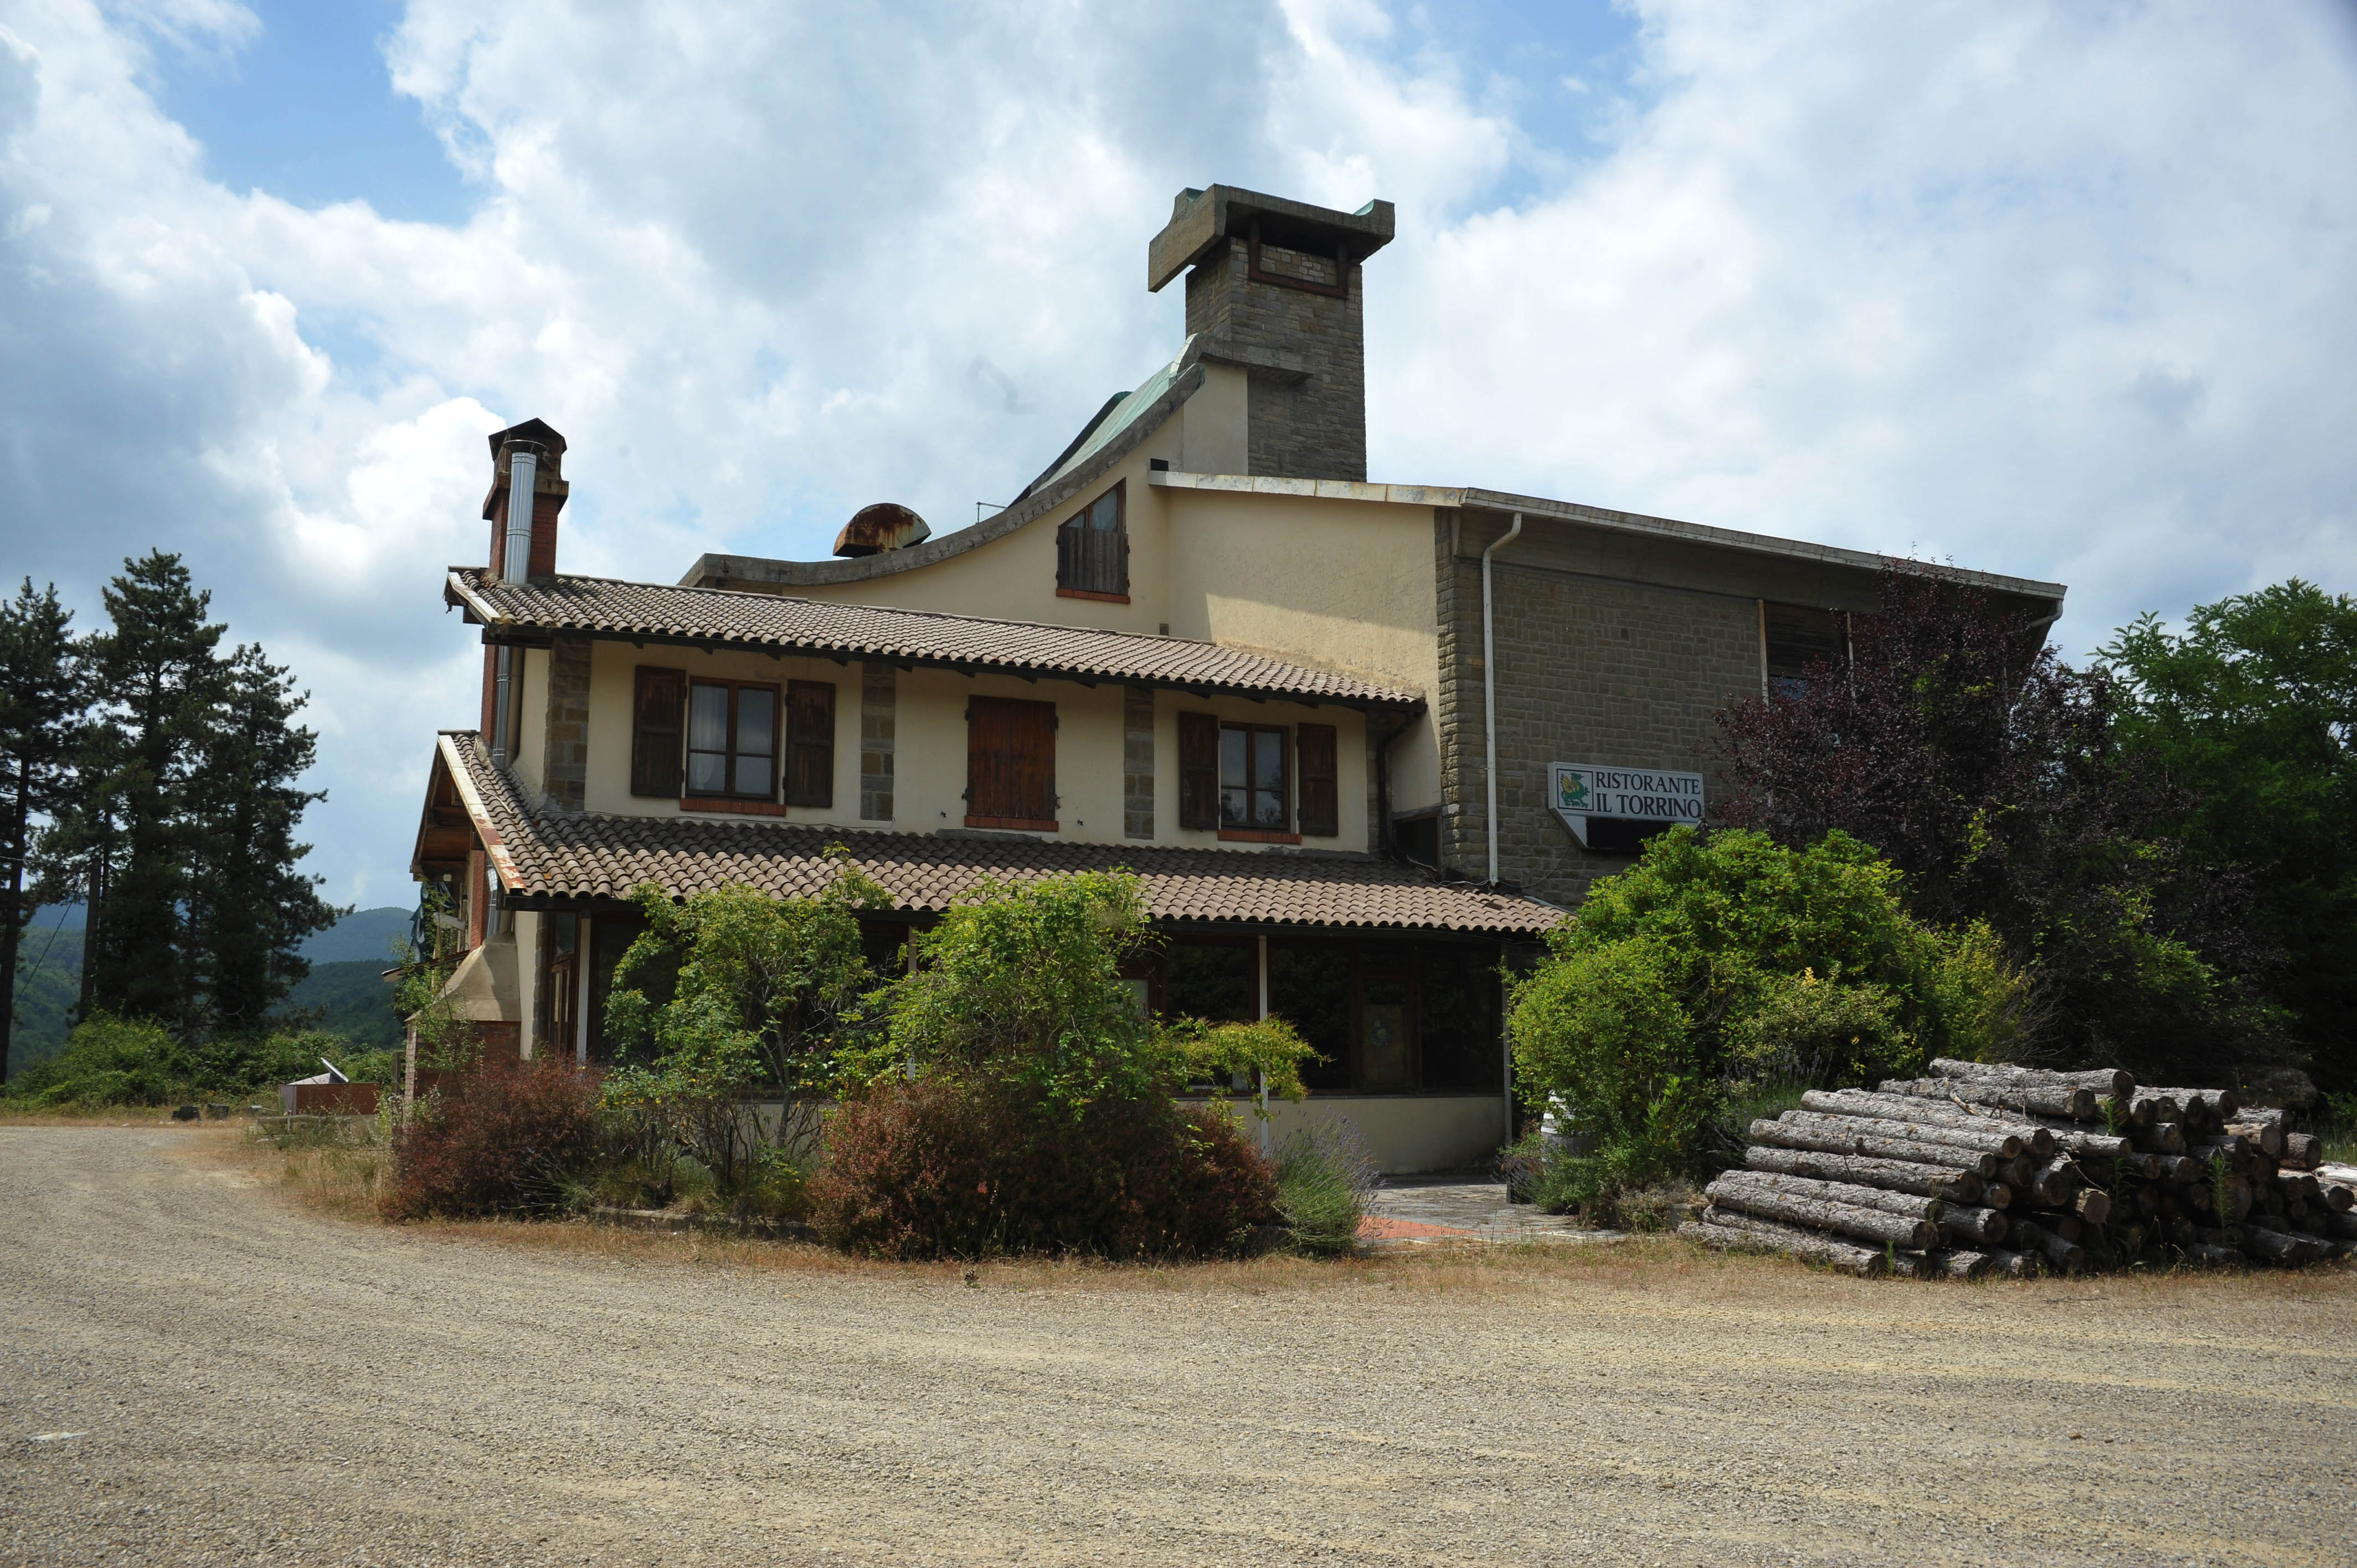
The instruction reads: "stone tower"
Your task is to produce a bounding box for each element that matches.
[1148,185,1394,482]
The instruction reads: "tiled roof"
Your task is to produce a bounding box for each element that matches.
[446,567,1421,710]
[440,733,1557,937]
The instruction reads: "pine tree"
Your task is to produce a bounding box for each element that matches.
[189,644,339,1034]
[0,580,83,1084]
[82,553,225,1033]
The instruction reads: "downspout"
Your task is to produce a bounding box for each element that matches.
[1256,933,1272,1158]
[490,445,538,769]
[1480,513,1523,886]
[492,647,513,766]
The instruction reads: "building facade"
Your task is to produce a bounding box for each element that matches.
[408,183,2065,1171]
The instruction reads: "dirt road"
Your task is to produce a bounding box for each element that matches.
[3,1126,2352,1566]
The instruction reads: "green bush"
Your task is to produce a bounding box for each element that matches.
[1271,1121,1377,1256]
[1508,828,2034,1213]
[8,1014,181,1106]
[2,1015,378,1107]
[814,871,1306,1260]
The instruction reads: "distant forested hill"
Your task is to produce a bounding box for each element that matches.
[8,925,84,1067]
[281,960,404,1050]
[6,906,411,1065]
[300,907,413,965]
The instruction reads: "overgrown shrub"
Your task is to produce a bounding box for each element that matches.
[602,868,886,1195]
[1507,827,2034,1214]
[1272,1121,1378,1256]
[807,871,1306,1260]
[807,1076,1275,1260]
[7,1014,181,1105]
[2,1014,374,1107]
[381,1057,601,1220]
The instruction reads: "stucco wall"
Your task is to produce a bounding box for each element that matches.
[1245,1094,1507,1174]
[790,438,1184,637]
[579,642,1368,852]
[511,646,548,792]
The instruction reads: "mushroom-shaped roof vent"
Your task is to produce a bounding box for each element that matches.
[832,503,932,559]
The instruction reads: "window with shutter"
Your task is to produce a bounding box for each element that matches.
[966,697,1057,829]
[630,667,685,797]
[784,681,835,807]
[1297,723,1338,837]
[1218,723,1292,839]
[685,679,778,800]
[1054,481,1128,601]
[1177,713,1219,831]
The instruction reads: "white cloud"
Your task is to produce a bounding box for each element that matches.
[0,0,2350,906]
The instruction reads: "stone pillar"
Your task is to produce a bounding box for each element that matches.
[860,663,896,821]
[541,636,591,812]
[1123,688,1155,839]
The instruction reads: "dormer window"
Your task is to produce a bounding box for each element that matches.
[1056,481,1128,602]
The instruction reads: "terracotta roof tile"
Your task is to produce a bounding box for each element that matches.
[441,733,1556,937]
[446,568,1421,709]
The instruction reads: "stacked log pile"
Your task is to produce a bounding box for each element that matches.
[1681,1060,2354,1278]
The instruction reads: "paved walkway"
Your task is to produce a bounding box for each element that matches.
[1357,1173,1619,1248]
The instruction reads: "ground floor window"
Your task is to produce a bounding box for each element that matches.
[1148,937,1501,1096]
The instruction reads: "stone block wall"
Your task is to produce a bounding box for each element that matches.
[1434,513,1767,909]
[861,662,896,821]
[1183,239,1367,481]
[1123,688,1155,839]
[540,637,591,813]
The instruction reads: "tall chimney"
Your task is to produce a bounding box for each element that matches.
[481,417,570,582]
[480,419,569,768]
[1147,186,1393,482]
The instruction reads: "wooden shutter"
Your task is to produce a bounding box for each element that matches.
[1177,712,1219,830]
[1298,723,1338,837]
[966,697,1057,829]
[630,666,686,797]
[784,681,835,807]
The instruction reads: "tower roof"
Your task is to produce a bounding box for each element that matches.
[1147,185,1394,293]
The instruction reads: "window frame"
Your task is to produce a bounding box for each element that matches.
[1217,720,1296,843]
[683,677,781,802]
[1054,480,1129,602]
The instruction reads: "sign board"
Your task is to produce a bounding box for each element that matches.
[1548,763,1705,848]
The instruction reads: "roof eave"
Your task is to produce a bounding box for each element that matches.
[465,613,1422,714]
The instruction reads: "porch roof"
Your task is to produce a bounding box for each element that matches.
[434,732,1559,938]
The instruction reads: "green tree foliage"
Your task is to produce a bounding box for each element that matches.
[866,870,1313,1115]
[1720,564,2269,1080]
[191,644,338,1033]
[79,552,225,1031]
[29,554,336,1050]
[1507,828,2032,1208]
[4,1011,363,1107]
[601,864,891,1189]
[0,580,81,1084]
[811,871,1309,1258]
[2101,581,2357,1087]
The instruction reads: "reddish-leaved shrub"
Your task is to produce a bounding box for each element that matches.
[808,1077,1277,1260]
[382,1057,602,1221]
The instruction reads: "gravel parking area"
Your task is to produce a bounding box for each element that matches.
[3,1125,2353,1567]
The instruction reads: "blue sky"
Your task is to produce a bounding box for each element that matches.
[2,0,2353,910]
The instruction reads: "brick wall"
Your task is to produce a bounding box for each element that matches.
[1434,512,1768,908]
[540,637,591,813]
[1183,239,1367,481]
